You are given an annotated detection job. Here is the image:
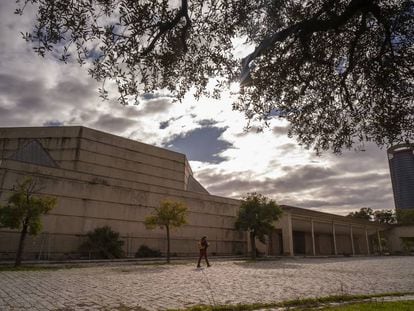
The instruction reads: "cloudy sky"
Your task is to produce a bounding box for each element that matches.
[0,2,395,215]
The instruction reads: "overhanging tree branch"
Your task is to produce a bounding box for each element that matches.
[13,0,414,153]
[142,0,191,56]
[368,1,395,60]
[240,0,372,84]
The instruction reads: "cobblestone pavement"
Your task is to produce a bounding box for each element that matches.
[0,257,414,310]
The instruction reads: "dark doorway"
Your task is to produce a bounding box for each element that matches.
[268,229,283,255]
[293,231,306,255]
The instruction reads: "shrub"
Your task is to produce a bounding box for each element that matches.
[80,226,125,259]
[135,245,162,258]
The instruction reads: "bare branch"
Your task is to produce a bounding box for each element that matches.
[368,2,395,60]
[241,0,372,84]
[340,12,367,112]
[142,0,191,56]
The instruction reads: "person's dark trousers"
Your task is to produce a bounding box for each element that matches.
[197,249,210,267]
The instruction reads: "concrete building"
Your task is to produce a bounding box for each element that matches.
[387,144,414,210]
[0,127,405,260]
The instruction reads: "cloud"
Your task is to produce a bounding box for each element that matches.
[198,119,218,127]
[50,78,97,103]
[138,98,172,115]
[159,121,170,129]
[165,127,233,164]
[0,70,100,127]
[194,148,394,215]
[278,143,298,152]
[43,120,64,127]
[327,143,389,173]
[92,114,137,133]
[158,116,184,130]
[272,125,290,136]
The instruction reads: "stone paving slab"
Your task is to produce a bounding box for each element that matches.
[0,257,413,310]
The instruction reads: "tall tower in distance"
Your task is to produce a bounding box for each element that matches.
[387,144,414,210]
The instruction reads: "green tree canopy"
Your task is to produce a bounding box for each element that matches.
[373,209,396,224]
[145,200,188,263]
[347,207,399,224]
[15,0,414,153]
[235,193,282,259]
[0,177,56,266]
[346,207,374,220]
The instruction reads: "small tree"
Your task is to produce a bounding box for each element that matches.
[235,193,282,260]
[373,209,396,224]
[144,200,188,263]
[0,177,56,267]
[346,207,374,221]
[80,226,125,259]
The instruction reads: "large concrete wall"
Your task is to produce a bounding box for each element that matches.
[0,126,396,261]
[0,127,191,191]
[0,127,244,260]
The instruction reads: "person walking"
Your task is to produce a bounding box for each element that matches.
[197,236,211,268]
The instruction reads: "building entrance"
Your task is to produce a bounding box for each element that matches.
[293,231,306,254]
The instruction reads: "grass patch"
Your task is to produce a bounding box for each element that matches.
[167,292,414,311]
[321,300,414,310]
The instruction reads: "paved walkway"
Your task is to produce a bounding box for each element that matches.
[0,257,413,310]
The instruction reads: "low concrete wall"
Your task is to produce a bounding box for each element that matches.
[387,225,414,253]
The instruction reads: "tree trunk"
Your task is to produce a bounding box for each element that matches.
[15,221,28,267]
[166,225,170,263]
[250,231,256,260]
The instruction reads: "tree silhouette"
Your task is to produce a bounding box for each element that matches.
[15,0,414,152]
[347,207,374,220]
[373,209,396,224]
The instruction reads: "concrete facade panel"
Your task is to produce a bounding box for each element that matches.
[0,138,79,166]
[78,149,183,182]
[81,127,185,162]
[79,139,185,174]
[316,234,333,255]
[73,161,184,190]
[335,234,352,254]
